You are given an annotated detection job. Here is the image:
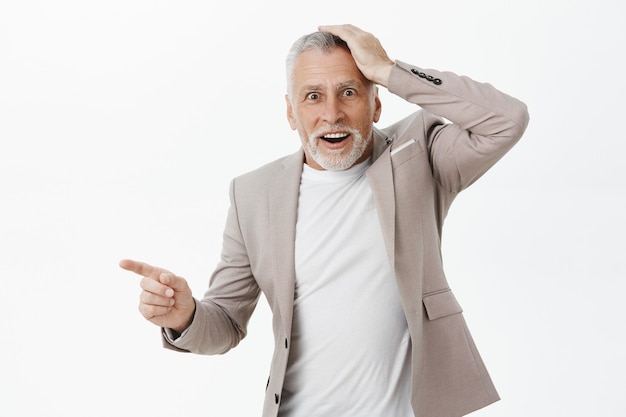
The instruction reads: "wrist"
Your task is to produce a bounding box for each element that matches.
[171,304,196,334]
[373,61,394,87]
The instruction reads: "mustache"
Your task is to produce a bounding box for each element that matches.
[310,124,359,139]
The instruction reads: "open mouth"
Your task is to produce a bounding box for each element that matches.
[321,132,350,144]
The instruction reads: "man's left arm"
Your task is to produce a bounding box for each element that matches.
[389,61,530,192]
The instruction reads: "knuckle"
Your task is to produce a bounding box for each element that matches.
[139,276,151,290]
[138,303,150,318]
[139,290,153,304]
[140,303,159,318]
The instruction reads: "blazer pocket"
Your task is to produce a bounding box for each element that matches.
[390,138,423,168]
[423,289,463,320]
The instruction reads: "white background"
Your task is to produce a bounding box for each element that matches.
[1,0,624,416]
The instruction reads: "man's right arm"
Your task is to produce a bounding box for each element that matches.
[161,178,262,355]
[121,177,261,355]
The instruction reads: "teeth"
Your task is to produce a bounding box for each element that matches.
[322,132,349,139]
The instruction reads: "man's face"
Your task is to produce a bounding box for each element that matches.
[286,47,382,171]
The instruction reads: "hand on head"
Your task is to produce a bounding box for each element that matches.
[317,24,394,87]
[120,259,195,333]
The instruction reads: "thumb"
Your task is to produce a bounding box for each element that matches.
[159,271,190,293]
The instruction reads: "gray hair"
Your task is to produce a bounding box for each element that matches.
[285,31,351,97]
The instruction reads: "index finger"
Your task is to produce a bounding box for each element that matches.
[119,259,162,279]
[318,24,358,40]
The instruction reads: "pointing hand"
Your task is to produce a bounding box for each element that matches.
[120,259,196,333]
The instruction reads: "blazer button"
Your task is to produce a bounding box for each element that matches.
[410,67,442,85]
[410,68,426,78]
[275,393,280,404]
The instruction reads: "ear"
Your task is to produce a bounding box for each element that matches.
[285,94,297,130]
[372,87,382,123]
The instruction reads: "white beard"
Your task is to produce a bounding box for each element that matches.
[305,125,371,171]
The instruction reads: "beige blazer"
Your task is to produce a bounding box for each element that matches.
[166,61,530,417]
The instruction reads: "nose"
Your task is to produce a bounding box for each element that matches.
[321,95,344,124]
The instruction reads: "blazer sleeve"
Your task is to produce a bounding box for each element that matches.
[164,178,261,355]
[388,60,530,193]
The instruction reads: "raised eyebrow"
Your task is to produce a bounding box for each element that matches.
[299,80,362,95]
[299,84,324,94]
[336,80,362,90]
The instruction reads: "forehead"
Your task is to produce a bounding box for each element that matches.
[292,47,368,90]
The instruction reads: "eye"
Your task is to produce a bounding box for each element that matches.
[343,88,356,97]
[306,92,320,100]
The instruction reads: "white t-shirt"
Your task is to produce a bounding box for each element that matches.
[278,159,413,417]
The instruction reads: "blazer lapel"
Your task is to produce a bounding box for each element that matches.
[269,150,303,337]
[367,128,396,270]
